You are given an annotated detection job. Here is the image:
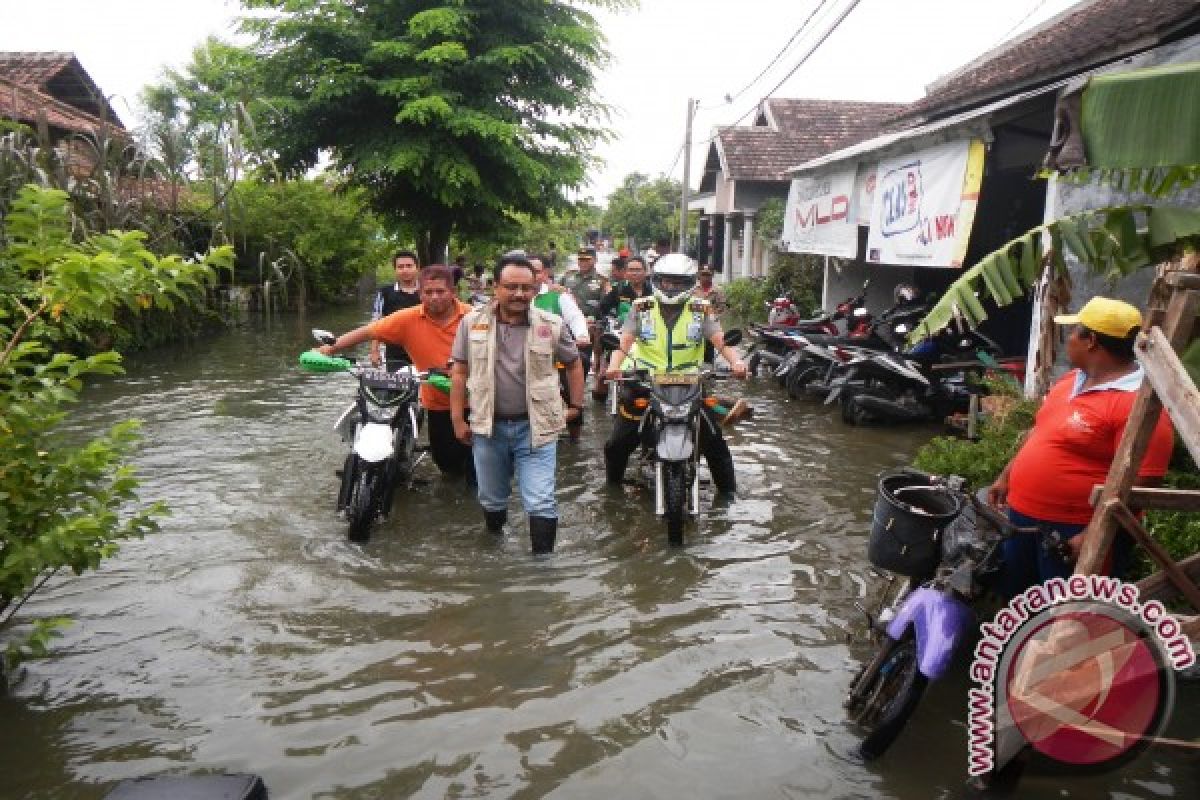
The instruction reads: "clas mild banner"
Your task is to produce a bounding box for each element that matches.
[865,138,985,268]
[781,165,858,258]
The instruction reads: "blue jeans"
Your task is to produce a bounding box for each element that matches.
[472,419,558,518]
[998,508,1132,600]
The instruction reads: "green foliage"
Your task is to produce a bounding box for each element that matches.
[240,0,628,263]
[723,278,769,323]
[227,178,393,305]
[912,394,1038,490]
[602,172,681,248]
[0,185,229,669]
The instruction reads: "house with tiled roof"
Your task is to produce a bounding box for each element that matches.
[783,0,1200,362]
[691,97,904,281]
[0,52,123,134]
[0,51,127,179]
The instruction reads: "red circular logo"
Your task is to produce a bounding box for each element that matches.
[1004,607,1166,767]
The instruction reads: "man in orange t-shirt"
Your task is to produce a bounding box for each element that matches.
[988,297,1174,598]
[318,264,473,478]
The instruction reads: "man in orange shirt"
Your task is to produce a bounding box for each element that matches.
[318,264,473,478]
[988,297,1174,597]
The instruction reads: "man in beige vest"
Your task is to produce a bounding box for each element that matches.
[449,254,584,554]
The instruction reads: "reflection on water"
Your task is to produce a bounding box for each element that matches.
[1,309,1195,799]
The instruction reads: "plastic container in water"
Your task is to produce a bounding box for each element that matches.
[868,470,963,577]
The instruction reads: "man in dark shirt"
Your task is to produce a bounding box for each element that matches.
[371,250,421,367]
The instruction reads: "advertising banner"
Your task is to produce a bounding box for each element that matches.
[782,165,858,258]
[865,138,985,268]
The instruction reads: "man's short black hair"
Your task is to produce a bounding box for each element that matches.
[393,249,420,265]
[1083,325,1138,360]
[495,253,534,281]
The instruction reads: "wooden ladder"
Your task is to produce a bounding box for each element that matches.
[1075,254,1200,640]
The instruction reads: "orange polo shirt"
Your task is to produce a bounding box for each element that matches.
[367,301,470,411]
[1007,369,1174,524]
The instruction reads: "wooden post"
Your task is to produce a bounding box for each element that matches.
[1074,256,1200,575]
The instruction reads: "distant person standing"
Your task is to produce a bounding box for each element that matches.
[371,250,422,368]
[694,265,727,314]
[561,246,610,372]
[450,254,584,554]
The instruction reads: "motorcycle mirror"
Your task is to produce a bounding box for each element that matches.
[312,328,337,346]
[600,332,622,349]
[722,328,743,346]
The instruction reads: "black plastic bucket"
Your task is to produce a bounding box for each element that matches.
[868,470,963,577]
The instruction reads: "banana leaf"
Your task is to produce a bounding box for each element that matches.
[1148,206,1200,249]
[1083,62,1200,170]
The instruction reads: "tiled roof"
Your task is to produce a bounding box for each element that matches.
[717,98,905,181]
[0,76,112,136]
[902,0,1200,122]
[0,51,123,127]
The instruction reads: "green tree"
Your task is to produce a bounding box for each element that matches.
[0,186,230,669]
[241,0,627,264]
[602,172,679,248]
[230,177,394,307]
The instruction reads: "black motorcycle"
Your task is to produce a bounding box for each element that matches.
[827,324,1002,425]
[603,331,742,545]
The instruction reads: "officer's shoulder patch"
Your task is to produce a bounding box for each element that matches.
[632,296,655,311]
[689,298,712,313]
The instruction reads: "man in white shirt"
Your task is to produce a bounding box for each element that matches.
[530,255,590,349]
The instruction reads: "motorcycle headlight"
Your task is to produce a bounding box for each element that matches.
[659,402,691,419]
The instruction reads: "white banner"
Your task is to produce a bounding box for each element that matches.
[866,138,983,268]
[782,166,858,258]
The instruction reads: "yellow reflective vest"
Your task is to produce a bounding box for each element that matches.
[624,297,710,374]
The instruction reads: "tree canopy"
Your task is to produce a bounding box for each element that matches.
[601,172,680,249]
[241,0,626,264]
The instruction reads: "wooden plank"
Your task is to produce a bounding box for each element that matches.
[1075,268,1200,575]
[1139,323,1200,466]
[1109,500,1200,612]
[1138,552,1200,603]
[1090,485,1200,511]
[1166,272,1200,289]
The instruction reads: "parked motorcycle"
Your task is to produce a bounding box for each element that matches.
[745,282,871,379]
[602,330,742,545]
[302,330,431,541]
[827,323,1002,425]
[846,469,1033,760]
[776,298,932,400]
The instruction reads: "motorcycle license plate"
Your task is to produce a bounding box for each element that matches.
[654,373,699,386]
[360,368,413,390]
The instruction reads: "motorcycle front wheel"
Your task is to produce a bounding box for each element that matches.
[663,461,689,546]
[787,363,822,400]
[346,468,378,542]
[851,634,927,760]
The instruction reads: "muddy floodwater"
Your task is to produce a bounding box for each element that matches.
[2,308,1196,799]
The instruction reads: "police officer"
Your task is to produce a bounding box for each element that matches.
[602,254,747,496]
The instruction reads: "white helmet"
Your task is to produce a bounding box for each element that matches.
[651,253,697,305]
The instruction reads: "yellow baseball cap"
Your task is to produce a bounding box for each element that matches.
[1053,297,1142,337]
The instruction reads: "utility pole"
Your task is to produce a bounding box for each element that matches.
[679,97,696,254]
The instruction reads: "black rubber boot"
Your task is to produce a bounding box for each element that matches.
[528,516,558,555]
[706,445,738,498]
[484,509,507,534]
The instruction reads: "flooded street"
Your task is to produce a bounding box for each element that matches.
[2,309,1196,799]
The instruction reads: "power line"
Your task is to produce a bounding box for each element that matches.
[698,0,831,111]
[697,0,863,149]
[995,0,1051,46]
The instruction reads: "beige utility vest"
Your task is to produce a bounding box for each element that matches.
[464,303,566,448]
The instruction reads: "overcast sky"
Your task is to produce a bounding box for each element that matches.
[0,0,1083,201]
